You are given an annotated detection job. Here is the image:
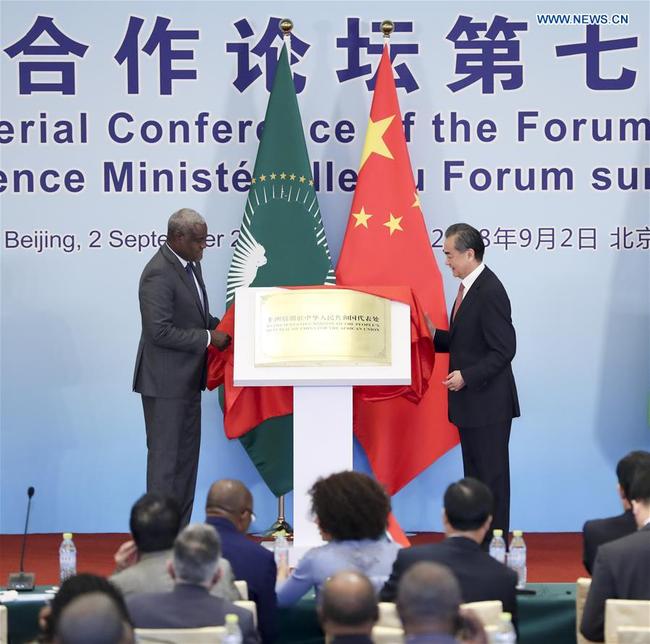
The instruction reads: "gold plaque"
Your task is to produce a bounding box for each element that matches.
[254,289,391,366]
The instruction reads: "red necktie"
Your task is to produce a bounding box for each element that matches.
[452,283,465,322]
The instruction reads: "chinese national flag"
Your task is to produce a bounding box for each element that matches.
[336,47,459,495]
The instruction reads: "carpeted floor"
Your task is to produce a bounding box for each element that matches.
[0,532,587,585]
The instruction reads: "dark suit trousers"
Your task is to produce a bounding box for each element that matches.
[458,419,511,539]
[142,393,201,526]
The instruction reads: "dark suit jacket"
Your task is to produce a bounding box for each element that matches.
[133,245,218,399]
[126,583,260,643]
[580,524,650,642]
[582,510,637,574]
[207,516,277,643]
[434,266,519,428]
[380,536,518,623]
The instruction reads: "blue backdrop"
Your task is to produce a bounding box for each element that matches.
[1,1,649,535]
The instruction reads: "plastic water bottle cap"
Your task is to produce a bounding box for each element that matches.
[63,532,73,540]
[500,612,513,622]
[225,613,239,625]
[512,530,523,537]
[493,529,503,537]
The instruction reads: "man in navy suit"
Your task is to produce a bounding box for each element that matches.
[133,209,231,526]
[582,450,650,574]
[380,478,518,623]
[205,479,277,643]
[581,469,650,642]
[427,223,519,538]
[126,524,259,643]
[317,571,378,644]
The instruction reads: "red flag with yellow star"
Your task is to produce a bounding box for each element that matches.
[336,46,459,495]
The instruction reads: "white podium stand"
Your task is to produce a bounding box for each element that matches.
[233,287,411,560]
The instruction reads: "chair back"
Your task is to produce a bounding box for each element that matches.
[605,599,650,643]
[234,579,248,600]
[377,602,402,629]
[459,600,503,627]
[0,605,7,644]
[134,626,225,643]
[371,625,404,644]
[576,577,599,644]
[234,599,258,627]
[617,626,650,644]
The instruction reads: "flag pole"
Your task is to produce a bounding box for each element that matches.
[281,17,293,56]
[381,19,394,50]
[264,17,295,540]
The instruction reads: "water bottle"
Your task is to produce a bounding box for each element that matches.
[488,528,507,564]
[274,533,290,571]
[223,613,243,644]
[59,532,77,583]
[507,530,527,589]
[492,612,517,643]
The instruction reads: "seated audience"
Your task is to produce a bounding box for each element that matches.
[380,478,517,624]
[54,592,134,644]
[38,573,130,644]
[397,562,487,644]
[581,468,650,642]
[205,479,277,642]
[582,450,650,574]
[110,493,238,599]
[277,471,400,607]
[317,571,379,644]
[126,523,259,643]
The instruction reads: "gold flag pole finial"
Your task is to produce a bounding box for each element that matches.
[381,20,394,39]
[280,18,293,56]
[280,18,293,35]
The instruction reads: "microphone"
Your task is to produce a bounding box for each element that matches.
[7,486,36,591]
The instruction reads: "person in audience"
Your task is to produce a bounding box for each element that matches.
[205,479,277,643]
[580,468,650,642]
[317,571,379,644]
[110,493,238,599]
[276,471,400,607]
[397,562,487,644]
[38,573,131,644]
[582,450,650,573]
[54,592,134,644]
[380,478,517,624]
[126,523,259,643]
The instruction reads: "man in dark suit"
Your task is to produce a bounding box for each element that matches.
[581,469,650,642]
[380,478,518,623]
[426,223,519,538]
[582,450,650,574]
[133,208,230,526]
[397,562,481,644]
[205,479,277,643]
[126,524,259,643]
[317,571,378,644]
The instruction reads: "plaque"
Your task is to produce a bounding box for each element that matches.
[254,289,391,366]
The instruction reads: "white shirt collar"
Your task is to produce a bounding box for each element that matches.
[460,262,485,296]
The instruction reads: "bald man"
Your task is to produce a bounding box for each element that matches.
[205,479,277,643]
[318,571,378,644]
[55,592,134,644]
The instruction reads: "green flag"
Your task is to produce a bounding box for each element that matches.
[225,45,335,496]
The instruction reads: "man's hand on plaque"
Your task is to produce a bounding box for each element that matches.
[210,329,231,351]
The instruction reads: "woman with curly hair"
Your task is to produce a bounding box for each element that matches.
[276,471,400,607]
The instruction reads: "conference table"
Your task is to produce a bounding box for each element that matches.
[3,583,576,643]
